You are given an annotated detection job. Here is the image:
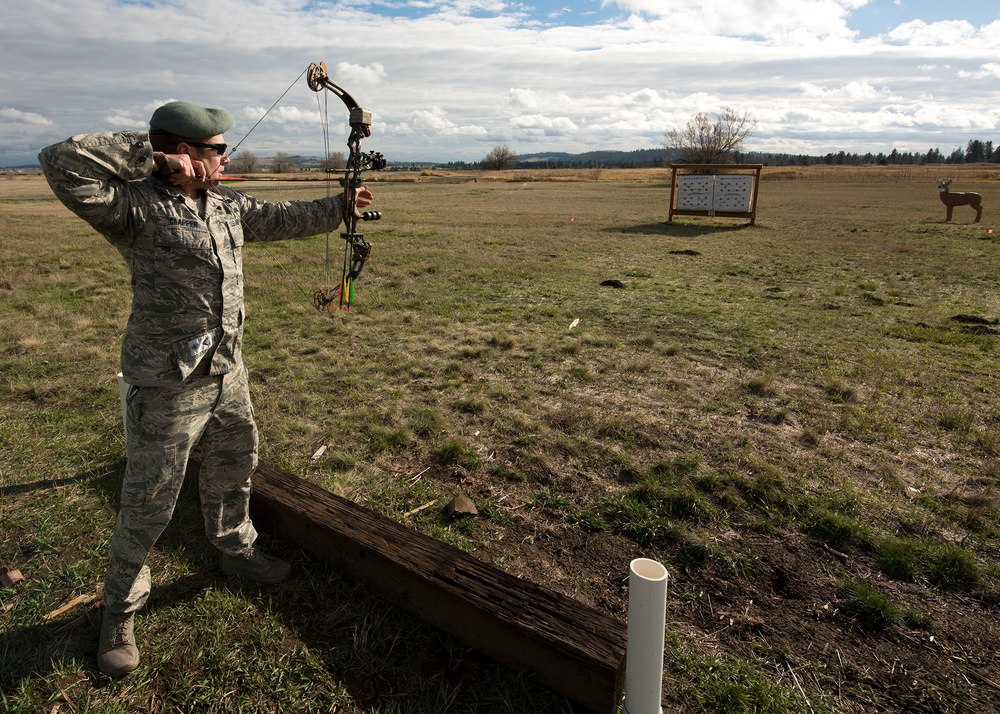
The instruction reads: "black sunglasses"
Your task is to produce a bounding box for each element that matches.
[184,141,228,156]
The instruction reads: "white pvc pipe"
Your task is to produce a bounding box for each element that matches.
[623,557,668,714]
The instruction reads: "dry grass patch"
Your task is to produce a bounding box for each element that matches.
[4,168,1000,712]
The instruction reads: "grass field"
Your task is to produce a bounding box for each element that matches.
[2,165,1000,713]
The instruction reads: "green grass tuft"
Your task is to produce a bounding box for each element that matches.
[431,438,483,469]
[566,508,607,532]
[530,489,571,509]
[803,507,872,552]
[838,579,901,630]
[926,542,980,591]
[875,538,919,581]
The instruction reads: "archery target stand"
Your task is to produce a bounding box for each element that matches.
[667,164,763,225]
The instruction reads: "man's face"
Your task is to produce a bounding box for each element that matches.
[179,134,229,184]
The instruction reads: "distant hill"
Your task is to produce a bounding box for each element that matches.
[515,148,666,168]
[254,148,670,171]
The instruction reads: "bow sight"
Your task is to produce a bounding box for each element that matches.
[340,151,387,189]
[306,61,386,312]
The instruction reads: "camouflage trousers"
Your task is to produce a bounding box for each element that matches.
[104,362,259,614]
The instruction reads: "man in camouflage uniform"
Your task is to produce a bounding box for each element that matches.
[38,101,374,678]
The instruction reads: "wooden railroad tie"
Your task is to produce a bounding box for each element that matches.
[230,459,627,713]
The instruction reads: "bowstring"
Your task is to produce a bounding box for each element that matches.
[316,88,334,295]
[226,67,309,165]
[228,67,336,306]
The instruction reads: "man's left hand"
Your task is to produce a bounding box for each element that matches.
[353,186,374,217]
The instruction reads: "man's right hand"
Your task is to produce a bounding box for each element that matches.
[152,152,209,186]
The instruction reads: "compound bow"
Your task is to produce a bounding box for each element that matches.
[306,61,386,312]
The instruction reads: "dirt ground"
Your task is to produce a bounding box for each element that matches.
[430,465,1000,713]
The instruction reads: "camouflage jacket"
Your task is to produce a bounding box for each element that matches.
[38,131,345,386]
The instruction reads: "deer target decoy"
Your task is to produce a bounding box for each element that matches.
[938,179,983,223]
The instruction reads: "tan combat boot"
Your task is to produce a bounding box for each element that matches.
[97,607,139,677]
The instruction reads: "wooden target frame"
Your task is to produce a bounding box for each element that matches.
[668,164,763,225]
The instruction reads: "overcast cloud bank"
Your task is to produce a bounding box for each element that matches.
[1,0,998,166]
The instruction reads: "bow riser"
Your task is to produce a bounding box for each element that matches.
[307,61,385,312]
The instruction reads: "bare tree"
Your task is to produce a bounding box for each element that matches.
[481,145,517,170]
[268,152,297,174]
[228,150,258,174]
[322,152,346,172]
[667,107,757,164]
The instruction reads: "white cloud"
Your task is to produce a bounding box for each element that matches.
[885,19,977,46]
[510,114,578,132]
[957,63,1000,80]
[331,62,389,87]
[395,107,488,137]
[608,0,867,41]
[2,0,998,164]
[505,88,545,111]
[882,19,1000,49]
[103,113,146,129]
[505,88,578,113]
[240,105,323,126]
[0,108,53,126]
[797,81,893,102]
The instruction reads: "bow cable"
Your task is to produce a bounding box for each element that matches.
[315,86,334,299]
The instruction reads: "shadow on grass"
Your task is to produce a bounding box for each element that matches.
[0,460,215,695]
[617,221,758,237]
[247,547,583,713]
[0,456,126,499]
[1,458,580,713]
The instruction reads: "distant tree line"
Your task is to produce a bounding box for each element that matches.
[785,140,1000,166]
[452,148,666,171]
[202,136,1000,175]
[227,150,346,174]
[499,138,1000,170]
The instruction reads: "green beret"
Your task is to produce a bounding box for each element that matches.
[149,101,234,138]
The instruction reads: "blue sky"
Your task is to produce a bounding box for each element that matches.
[1,0,998,165]
[360,0,996,36]
[849,0,997,35]
[361,0,621,25]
